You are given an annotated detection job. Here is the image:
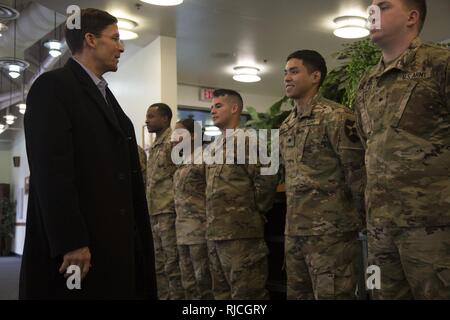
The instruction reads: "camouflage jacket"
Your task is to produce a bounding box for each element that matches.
[280,94,365,236]
[354,38,450,228]
[205,129,278,240]
[174,162,207,245]
[146,127,177,216]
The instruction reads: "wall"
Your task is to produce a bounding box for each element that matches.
[106,36,178,146]
[178,84,284,113]
[0,144,11,184]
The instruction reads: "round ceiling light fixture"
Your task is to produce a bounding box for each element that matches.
[233,66,261,83]
[16,102,26,115]
[333,15,369,39]
[4,114,17,125]
[0,4,20,21]
[44,40,62,57]
[117,18,139,40]
[0,58,30,79]
[140,0,184,6]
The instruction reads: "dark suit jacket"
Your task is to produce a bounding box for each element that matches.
[20,58,157,299]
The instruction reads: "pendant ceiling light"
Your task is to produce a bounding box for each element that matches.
[4,77,16,125]
[44,11,62,57]
[16,71,26,114]
[0,3,29,79]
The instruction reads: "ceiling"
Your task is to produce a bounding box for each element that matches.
[0,0,449,142]
[36,0,450,97]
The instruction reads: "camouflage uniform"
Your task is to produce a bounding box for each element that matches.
[137,145,146,186]
[173,160,213,300]
[279,94,365,300]
[354,38,450,299]
[146,127,184,300]
[205,129,278,300]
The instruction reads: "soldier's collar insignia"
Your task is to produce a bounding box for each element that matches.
[286,135,295,147]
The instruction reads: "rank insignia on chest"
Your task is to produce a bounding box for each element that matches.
[286,136,295,147]
[344,119,360,143]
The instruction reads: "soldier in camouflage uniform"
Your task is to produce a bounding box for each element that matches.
[145,103,184,300]
[280,50,365,299]
[354,0,450,299]
[172,118,213,300]
[206,89,278,300]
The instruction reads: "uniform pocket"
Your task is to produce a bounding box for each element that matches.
[315,273,335,300]
[391,81,418,128]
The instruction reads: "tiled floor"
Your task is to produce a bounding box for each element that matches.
[0,256,21,300]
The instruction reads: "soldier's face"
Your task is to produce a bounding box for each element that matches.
[370,0,415,46]
[211,95,236,130]
[284,58,319,99]
[145,107,167,133]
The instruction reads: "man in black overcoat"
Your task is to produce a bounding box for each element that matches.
[20,8,157,299]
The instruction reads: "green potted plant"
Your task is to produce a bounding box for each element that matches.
[321,38,381,109]
[0,199,16,256]
[245,96,293,130]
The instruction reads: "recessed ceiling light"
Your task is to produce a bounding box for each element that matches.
[140,0,184,6]
[233,66,261,83]
[333,15,369,39]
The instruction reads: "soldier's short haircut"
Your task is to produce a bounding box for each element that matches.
[150,103,173,122]
[65,8,118,54]
[402,0,427,33]
[178,118,196,134]
[286,50,328,87]
[177,118,204,141]
[213,89,244,111]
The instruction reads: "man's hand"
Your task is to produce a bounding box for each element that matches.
[59,246,91,280]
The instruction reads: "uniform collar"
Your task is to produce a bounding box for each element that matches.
[371,37,422,78]
[293,93,321,120]
[153,127,172,147]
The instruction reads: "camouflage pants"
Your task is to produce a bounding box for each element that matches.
[368,226,450,299]
[150,213,185,300]
[178,243,213,300]
[285,232,361,300]
[207,238,269,300]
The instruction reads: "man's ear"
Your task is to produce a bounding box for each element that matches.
[406,9,420,29]
[84,33,97,49]
[311,71,321,85]
[231,104,239,115]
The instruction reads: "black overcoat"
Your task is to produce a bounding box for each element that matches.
[19,58,156,299]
